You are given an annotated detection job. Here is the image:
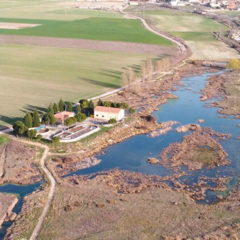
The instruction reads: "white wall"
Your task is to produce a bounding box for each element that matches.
[94,109,125,121]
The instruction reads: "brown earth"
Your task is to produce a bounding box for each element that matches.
[0,193,18,229]
[201,70,240,118]
[7,170,240,240]
[0,35,177,55]
[160,127,230,171]
[0,138,42,185]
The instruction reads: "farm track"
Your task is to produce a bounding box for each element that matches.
[0,34,176,55]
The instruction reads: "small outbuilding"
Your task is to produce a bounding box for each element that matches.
[94,106,125,121]
[54,111,75,124]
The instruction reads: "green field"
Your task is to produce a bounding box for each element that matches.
[129,7,239,60]
[0,1,175,126]
[0,17,172,45]
[0,44,155,125]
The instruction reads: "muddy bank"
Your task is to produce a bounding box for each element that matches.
[201,70,240,118]
[50,114,166,178]
[160,127,230,171]
[0,139,42,185]
[10,169,240,240]
[0,193,18,229]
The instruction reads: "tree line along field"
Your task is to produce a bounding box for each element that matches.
[129,7,239,60]
[0,18,172,45]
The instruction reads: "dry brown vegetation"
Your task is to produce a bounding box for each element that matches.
[9,170,240,240]
[0,138,42,185]
[201,70,240,118]
[160,127,230,171]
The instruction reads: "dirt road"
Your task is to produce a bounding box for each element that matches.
[17,140,55,240]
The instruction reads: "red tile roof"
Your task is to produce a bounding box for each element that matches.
[94,106,122,114]
[54,111,74,120]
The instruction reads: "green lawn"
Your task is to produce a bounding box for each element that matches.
[0,17,172,45]
[0,135,10,145]
[0,44,156,125]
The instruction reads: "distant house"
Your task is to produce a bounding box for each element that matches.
[94,106,125,121]
[54,111,75,124]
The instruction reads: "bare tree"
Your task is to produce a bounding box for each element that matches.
[155,58,170,73]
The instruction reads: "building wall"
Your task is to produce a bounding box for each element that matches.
[94,109,125,121]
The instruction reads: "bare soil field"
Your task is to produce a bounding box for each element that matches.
[0,193,18,229]
[0,35,176,55]
[0,22,39,30]
[0,138,42,185]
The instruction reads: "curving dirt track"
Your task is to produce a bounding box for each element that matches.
[0,34,177,56]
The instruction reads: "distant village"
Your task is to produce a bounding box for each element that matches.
[128,0,240,10]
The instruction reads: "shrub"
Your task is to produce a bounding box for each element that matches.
[108,118,117,124]
[129,108,135,114]
[75,113,87,122]
[27,129,37,139]
[52,136,60,143]
[36,134,42,140]
[64,117,77,126]
[13,121,28,136]
[227,59,240,70]
[23,113,33,128]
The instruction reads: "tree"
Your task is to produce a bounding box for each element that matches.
[103,101,112,107]
[108,118,117,124]
[23,113,32,128]
[155,58,170,73]
[36,134,42,140]
[80,99,88,109]
[227,59,240,70]
[97,99,104,106]
[64,117,77,126]
[27,129,37,139]
[52,136,60,144]
[66,102,73,112]
[13,121,28,136]
[141,59,153,81]
[32,110,40,127]
[41,113,50,125]
[88,100,94,109]
[75,113,87,122]
[76,104,81,114]
[48,104,54,114]
[53,103,59,114]
[58,99,65,112]
[49,113,56,125]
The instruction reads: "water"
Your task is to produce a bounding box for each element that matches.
[65,71,240,199]
[1,70,240,238]
[0,182,43,239]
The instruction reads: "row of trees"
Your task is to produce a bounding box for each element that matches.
[64,113,87,126]
[121,58,170,87]
[97,99,129,109]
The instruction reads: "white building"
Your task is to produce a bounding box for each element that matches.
[94,106,125,121]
